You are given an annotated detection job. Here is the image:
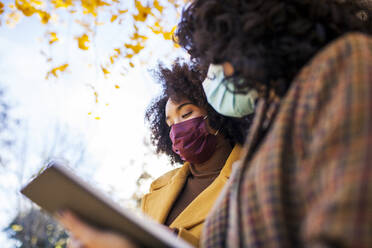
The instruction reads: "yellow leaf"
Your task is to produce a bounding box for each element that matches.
[15,0,50,24]
[124,43,144,54]
[49,32,58,44]
[11,225,23,232]
[163,30,173,40]
[110,56,114,64]
[51,0,73,8]
[115,85,120,89]
[81,0,109,17]
[129,62,134,68]
[77,34,89,50]
[98,0,109,7]
[125,53,133,59]
[94,91,98,103]
[149,21,162,34]
[173,28,180,46]
[171,25,177,34]
[30,0,42,5]
[133,0,152,22]
[95,117,101,120]
[114,48,121,55]
[105,103,109,106]
[153,0,163,13]
[131,32,147,41]
[0,2,4,15]
[15,0,37,17]
[110,14,117,22]
[38,10,50,24]
[46,63,68,79]
[118,9,128,15]
[88,112,92,115]
[101,66,110,75]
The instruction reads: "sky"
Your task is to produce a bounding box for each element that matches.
[0,1,187,246]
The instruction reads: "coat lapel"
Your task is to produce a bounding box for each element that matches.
[241,97,280,165]
[142,164,189,223]
[169,145,242,230]
[240,99,267,162]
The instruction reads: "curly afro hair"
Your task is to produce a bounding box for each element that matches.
[145,60,253,165]
[175,0,372,97]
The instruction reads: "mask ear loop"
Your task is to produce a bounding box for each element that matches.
[203,115,220,136]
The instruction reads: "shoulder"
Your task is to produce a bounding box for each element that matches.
[292,32,372,100]
[287,32,372,152]
[149,167,182,192]
[317,32,371,63]
[305,32,371,75]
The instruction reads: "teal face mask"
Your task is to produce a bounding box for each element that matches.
[202,64,258,117]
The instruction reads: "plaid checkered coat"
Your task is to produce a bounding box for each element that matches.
[201,33,372,248]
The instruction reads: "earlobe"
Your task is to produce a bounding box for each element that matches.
[222,62,234,77]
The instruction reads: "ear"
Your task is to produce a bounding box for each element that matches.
[222,62,234,76]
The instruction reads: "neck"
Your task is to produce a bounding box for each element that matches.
[191,135,233,174]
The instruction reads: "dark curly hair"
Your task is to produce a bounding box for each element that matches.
[145,60,253,164]
[176,0,372,97]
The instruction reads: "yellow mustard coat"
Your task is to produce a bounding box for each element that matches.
[141,145,242,247]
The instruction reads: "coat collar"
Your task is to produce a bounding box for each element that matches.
[169,145,242,229]
[142,145,242,229]
[142,164,189,224]
[240,97,280,165]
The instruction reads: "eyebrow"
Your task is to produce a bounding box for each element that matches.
[177,102,193,111]
[165,102,194,121]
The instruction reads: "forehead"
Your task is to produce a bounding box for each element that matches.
[165,98,190,115]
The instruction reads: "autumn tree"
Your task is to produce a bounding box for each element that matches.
[0,0,184,81]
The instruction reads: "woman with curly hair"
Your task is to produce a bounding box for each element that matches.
[57,61,255,248]
[173,0,372,247]
[140,61,253,247]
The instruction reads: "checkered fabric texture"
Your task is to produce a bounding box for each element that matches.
[352,0,372,9]
[201,33,372,248]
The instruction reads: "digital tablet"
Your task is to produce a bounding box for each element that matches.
[21,162,192,248]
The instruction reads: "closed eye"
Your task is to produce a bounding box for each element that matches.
[182,111,192,118]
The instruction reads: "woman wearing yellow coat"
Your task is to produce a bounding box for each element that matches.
[141,142,242,246]
[141,61,255,246]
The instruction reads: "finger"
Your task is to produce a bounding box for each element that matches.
[67,236,85,248]
[57,210,98,245]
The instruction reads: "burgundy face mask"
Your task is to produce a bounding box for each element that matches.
[169,116,217,164]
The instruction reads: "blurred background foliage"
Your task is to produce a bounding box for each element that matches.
[0,0,185,247]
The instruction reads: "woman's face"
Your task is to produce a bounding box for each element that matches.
[165,98,207,127]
